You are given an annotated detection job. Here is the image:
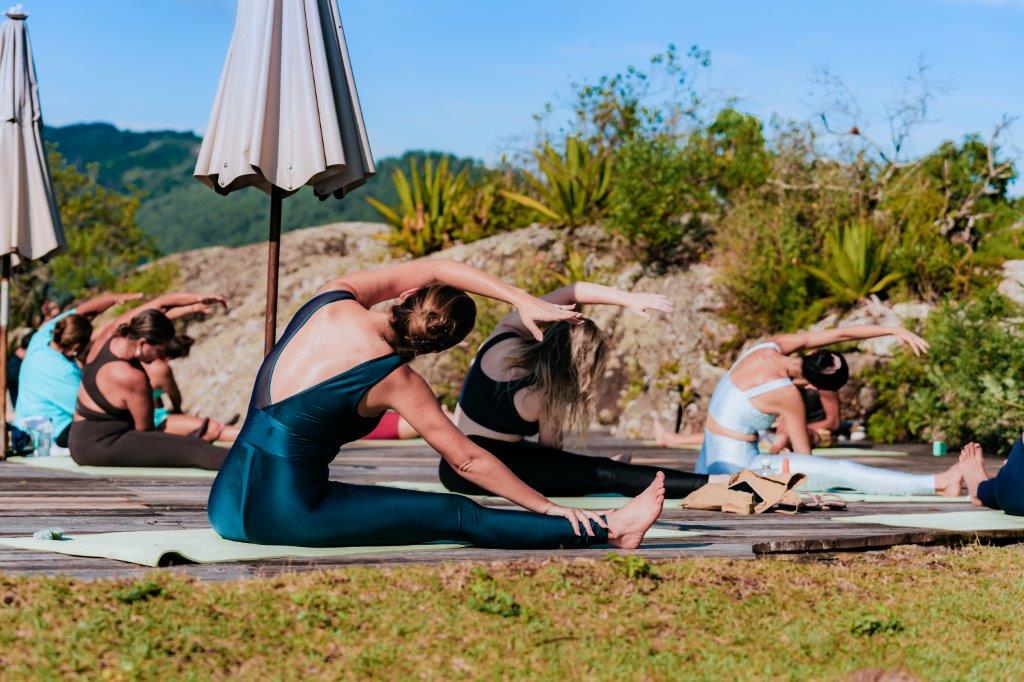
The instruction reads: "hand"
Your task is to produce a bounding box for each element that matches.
[624,292,673,320]
[544,504,608,537]
[196,293,229,309]
[892,328,929,356]
[514,292,582,341]
[114,292,144,305]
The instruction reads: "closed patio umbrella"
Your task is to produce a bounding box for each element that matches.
[195,0,374,355]
[0,4,66,452]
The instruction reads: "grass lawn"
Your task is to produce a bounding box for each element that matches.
[1,545,1019,680]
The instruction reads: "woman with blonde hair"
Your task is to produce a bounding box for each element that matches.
[208,260,666,549]
[444,282,724,498]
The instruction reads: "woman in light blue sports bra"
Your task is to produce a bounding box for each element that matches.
[696,324,964,496]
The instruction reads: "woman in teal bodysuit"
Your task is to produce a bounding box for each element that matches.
[208,259,665,549]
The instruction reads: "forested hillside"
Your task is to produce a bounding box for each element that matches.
[44,122,477,253]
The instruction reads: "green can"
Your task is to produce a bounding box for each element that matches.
[932,440,948,457]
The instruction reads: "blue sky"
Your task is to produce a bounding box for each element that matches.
[18,0,1024,164]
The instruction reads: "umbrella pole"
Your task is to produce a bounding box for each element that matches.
[0,254,10,459]
[264,186,283,356]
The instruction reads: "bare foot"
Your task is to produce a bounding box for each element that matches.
[934,461,963,497]
[606,472,665,549]
[611,452,632,464]
[651,412,669,447]
[959,442,992,506]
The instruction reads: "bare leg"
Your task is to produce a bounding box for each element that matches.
[933,461,964,497]
[605,472,665,549]
[959,442,995,506]
[651,412,704,448]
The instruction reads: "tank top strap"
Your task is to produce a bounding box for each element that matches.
[79,338,139,419]
[743,377,793,399]
[254,289,359,408]
[735,341,781,363]
[477,331,523,358]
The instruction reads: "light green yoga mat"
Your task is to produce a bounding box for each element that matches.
[832,492,971,504]
[833,510,1024,531]
[4,455,218,479]
[0,527,702,567]
[811,447,907,458]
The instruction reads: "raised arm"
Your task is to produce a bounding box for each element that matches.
[326,259,581,341]
[374,367,606,536]
[92,292,228,343]
[770,325,929,356]
[74,292,144,318]
[496,283,672,336]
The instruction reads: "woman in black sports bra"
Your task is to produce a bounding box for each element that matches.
[446,282,724,498]
[68,293,231,470]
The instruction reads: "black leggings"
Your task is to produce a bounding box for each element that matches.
[439,435,708,498]
[55,424,70,449]
[68,419,227,470]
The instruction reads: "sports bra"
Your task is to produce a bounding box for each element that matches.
[76,337,143,424]
[707,342,793,434]
[457,331,539,436]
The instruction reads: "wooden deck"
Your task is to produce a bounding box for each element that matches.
[0,436,1012,581]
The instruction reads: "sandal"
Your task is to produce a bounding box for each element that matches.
[800,493,847,511]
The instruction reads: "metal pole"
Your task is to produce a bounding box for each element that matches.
[0,254,11,458]
[264,187,283,356]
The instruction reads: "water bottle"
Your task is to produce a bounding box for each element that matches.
[35,418,52,457]
[757,457,775,477]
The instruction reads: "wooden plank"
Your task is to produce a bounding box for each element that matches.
[752,527,1024,554]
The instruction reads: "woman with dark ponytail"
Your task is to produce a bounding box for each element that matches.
[694,324,964,495]
[208,259,668,550]
[68,293,231,469]
[445,281,727,498]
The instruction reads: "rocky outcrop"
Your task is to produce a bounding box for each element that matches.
[151,221,936,437]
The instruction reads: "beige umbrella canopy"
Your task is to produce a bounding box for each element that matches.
[0,4,65,451]
[195,0,374,354]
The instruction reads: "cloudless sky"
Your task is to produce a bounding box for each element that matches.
[16,0,1024,164]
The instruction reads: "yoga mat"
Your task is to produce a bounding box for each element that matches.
[4,455,217,479]
[832,492,972,504]
[0,527,702,567]
[833,510,1024,531]
[0,529,463,567]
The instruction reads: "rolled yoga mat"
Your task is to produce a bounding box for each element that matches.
[831,492,971,504]
[0,527,703,567]
[4,455,218,479]
[832,509,1024,531]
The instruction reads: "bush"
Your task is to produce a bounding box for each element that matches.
[864,290,1024,450]
[607,135,710,263]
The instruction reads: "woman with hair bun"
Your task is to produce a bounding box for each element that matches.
[208,260,667,550]
[68,293,231,469]
[445,282,727,498]
[696,324,963,495]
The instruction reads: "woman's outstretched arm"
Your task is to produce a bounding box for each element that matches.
[92,292,228,343]
[74,292,144,319]
[373,366,607,536]
[495,283,672,336]
[325,259,581,341]
[770,325,929,356]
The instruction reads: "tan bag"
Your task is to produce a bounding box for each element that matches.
[681,470,808,515]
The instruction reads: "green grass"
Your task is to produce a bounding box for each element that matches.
[1,545,1021,680]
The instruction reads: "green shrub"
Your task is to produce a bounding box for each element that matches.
[367,156,472,256]
[864,290,1024,450]
[804,221,903,307]
[607,135,710,263]
[501,136,613,227]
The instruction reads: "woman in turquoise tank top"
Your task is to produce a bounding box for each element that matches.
[695,324,964,496]
[207,259,666,549]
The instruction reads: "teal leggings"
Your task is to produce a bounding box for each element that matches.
[209,442,608,548]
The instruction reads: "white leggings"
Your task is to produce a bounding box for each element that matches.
[696,430,935,495]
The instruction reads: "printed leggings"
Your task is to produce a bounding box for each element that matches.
[977,435,1024,516]
[439,435,708,498]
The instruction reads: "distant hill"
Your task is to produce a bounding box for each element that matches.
[44,122,478,254]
